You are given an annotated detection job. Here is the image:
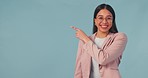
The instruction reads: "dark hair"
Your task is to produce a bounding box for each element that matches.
[93,4,118,34]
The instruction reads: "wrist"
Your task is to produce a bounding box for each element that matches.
[84,37,90,43]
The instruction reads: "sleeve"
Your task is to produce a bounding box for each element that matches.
[83,33,128,65]
[74,40,83,78]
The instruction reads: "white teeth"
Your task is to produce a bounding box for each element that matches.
[101,25,108,28]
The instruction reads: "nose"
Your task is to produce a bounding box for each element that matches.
[102,18,108,24]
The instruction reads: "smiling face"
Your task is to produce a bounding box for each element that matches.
[94,9,113,33]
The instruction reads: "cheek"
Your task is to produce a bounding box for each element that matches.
[95,20,101,26]
[109,22,112,27]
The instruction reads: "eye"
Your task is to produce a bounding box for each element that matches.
[107,17,113,20]
[98,17,103,20]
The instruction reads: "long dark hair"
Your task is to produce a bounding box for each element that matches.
[93,4,118,34]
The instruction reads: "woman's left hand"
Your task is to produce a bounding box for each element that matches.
[71,26,90,43]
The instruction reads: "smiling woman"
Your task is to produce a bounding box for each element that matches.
[72,4,127,78]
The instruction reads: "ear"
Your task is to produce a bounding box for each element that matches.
[94,18,97,26]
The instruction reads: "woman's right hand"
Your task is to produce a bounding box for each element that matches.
[71,26,90,43]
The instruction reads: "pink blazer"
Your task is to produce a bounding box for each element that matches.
[74,32,127,78]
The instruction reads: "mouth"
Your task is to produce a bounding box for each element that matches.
[100,25,108,29]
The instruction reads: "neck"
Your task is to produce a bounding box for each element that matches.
[96,31,109,38]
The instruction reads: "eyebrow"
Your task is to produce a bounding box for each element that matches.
[97,15,112,17]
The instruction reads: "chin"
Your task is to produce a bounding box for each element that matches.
[99,29,109,33]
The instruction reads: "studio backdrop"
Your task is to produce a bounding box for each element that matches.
[0,0,148,78]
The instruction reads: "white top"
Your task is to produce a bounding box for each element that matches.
[90,37,106,78]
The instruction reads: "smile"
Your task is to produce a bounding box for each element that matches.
[100,25,108,28]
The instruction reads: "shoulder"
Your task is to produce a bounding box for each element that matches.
[88,33,96,40]
[113,32,128,41]
[114,32,127,38]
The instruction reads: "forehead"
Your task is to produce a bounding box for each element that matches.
[97,9,112,16]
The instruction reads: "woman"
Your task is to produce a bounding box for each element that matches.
[71,4,127,78]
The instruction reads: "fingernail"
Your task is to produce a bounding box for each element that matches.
[70,26,73,28]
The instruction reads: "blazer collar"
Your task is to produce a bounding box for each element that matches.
[90,32,114,49]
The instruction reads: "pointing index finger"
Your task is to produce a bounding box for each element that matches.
[71,26,79,31]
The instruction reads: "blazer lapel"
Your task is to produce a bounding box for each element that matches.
[90,32,114,49]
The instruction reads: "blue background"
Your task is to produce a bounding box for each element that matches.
[0,0,148,78]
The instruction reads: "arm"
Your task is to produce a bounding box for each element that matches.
[74,40,83,78]
[83,33,127,65]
